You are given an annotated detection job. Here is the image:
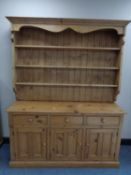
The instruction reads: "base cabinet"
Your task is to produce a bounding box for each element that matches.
[8,111,122,167]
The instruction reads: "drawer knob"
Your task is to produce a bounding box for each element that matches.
[35,115,39,118]
[74,110,78,113]
[37,120,42,123]
[28,118,33,122]
[65,118,69,123]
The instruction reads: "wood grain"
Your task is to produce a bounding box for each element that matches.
[7,17,129,167]
[10,24,125,102]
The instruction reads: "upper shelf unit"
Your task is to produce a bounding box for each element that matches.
[7,17,130,102]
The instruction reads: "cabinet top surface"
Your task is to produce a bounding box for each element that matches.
[7,101,124,115]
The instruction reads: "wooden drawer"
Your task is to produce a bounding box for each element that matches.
[13,115,48,126]
[87,116,120,126]
[50,116,83,126]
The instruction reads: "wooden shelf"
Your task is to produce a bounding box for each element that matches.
[10,18,125,102]
[15,45,120,51]
[15,65,119,70]
[15,82,118,88]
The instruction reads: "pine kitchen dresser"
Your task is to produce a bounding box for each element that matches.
[7,17,130,167]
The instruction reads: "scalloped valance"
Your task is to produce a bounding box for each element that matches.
[7,17,130,35]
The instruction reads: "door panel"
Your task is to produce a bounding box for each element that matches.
[101,130,117,160]
[66,129,82,160]
[14,127,46,160]
[85,129,117,161]
[50,128,83,160]
[51,130,66,160]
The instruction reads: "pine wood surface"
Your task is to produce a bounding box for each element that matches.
[7,16,130,35]
[8,110,123,167]
[7,101,124,115]
[7,17,130,102]
[9,160,119,167]
[7,17,129,167]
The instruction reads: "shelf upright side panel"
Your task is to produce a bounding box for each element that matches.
[11,28,17,95]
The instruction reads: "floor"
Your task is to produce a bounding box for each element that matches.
[0,144,131,175]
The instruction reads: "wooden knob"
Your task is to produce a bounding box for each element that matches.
[65,118,69,123]
[37,120,42,123]
[35,115,39,118]
[28,118,33,122]
[74,110,78,113]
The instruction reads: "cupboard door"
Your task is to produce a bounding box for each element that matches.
[85,129,117,161]
[14,127,46,160]
[50,128,83,160]
[66,128,83,160]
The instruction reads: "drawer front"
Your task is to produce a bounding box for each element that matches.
[50,116,83,126]
[13,115,48,126]
[87,116,120,126]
